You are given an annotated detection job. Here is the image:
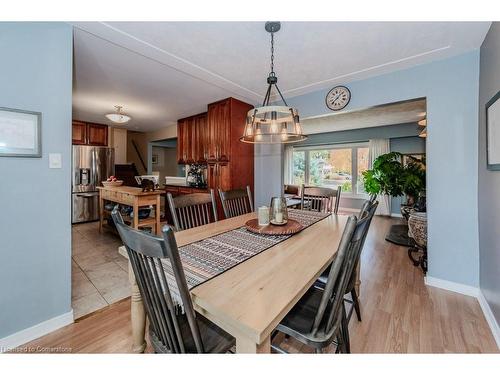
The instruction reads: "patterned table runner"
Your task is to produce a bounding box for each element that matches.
[159,209,330,309]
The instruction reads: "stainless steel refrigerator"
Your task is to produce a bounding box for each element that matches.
[72,145,115,223]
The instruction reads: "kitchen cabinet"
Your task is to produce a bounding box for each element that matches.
[72,121,88,145]
[177,112,207,164]
[87,123,108,146]
[176,97,254,218]
[72,120,108,146]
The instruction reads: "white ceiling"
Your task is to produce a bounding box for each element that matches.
[72,22,490,131]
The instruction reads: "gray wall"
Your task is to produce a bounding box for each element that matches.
[255,51,480,287]
[478,23,500,328]
[0,23,73,339]
[295,123,425,214]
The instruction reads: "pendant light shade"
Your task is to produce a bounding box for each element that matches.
[240,106,306,144]
[105,106,131,124]
[240,22,306,144]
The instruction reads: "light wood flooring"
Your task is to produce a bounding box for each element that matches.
[22,216,498,353]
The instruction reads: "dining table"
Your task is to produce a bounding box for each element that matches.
[118,210,350,353]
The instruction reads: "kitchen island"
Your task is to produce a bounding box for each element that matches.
[97,185,163,234]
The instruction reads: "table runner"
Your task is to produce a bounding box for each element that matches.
[159,208,330,310]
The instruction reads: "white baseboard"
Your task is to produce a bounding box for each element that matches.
[424,276,479,297]
[390,213,403,218]
[0,310,74,353]
[425,276,500,350]
[477,291,500,349]
[338,207,359,213]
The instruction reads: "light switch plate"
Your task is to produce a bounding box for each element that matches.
[49,153,62,169]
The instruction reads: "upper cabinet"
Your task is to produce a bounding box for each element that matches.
[87,123,108,146]
[72,121,88,145]
[177,112,207,164]
[177,98,253,165]
[72,121,108,146]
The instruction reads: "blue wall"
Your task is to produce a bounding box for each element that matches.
[478,23,500,330]
[256,51,480,287]
[0,23,73,339]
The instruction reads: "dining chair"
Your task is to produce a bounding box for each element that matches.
[111,209,234,353]
[271,214,372,354]
[284,184,300,197]
[300,185,342,214]
[167,190,218,231]
[218,186,254,219]
[315,199,379,323]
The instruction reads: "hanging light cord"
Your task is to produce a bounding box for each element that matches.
[262,29,288,107]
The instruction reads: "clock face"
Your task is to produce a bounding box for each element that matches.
[326,86,351,111]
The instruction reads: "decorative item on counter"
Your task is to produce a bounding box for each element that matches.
[140,178,155,192]
[102,175,124,187]
[258,206,270,226]
[270,197,288,226]
[187,163,207,188]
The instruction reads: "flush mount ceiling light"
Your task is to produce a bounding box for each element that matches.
[105,105,131,124]
[240,22,307,144]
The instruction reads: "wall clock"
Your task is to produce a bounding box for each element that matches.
[326,86,351,111]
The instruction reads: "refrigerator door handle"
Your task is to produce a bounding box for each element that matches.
[76,192,98,198]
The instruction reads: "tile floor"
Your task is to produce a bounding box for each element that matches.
[71,221,129,319]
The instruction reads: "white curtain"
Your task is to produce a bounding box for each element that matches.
[283,145,294,185]
[368,139,391,216]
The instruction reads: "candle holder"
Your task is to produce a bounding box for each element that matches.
[270,197,288,225]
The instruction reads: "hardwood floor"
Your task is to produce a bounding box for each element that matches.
[19,216,498,353]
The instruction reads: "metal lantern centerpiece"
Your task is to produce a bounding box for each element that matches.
[270,196,288,225]
[240,22,307,144]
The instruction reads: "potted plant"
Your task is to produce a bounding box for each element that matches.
[362,152,426,206]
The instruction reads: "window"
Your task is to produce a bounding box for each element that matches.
[290,143,369,196]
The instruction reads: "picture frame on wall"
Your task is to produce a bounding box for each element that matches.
[152,154,159,164]
[0,107,42,157]
[401,153,425,166]
[486,90,500,171]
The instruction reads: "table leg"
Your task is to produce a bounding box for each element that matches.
[133,200,139,230]
[354,263,361,296]
[155,195,161,235]
[235,334,271,353]
[128,261,147,353]
[99,193,104,233]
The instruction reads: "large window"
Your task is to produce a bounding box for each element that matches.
[290,143,369,196]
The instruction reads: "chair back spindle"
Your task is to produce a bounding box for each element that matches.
[218,186,254,219]
[300,185,342,214]
[167,190,218,231]
[111,209,205,353]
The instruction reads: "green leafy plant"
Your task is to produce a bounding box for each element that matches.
[362,152,426,204]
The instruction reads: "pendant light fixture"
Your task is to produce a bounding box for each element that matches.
[240,22,307,144]
[105,105,131,124]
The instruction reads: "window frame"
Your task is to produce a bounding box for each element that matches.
[291,142,370,199]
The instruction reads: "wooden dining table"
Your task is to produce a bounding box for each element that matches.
[118,211,349,353]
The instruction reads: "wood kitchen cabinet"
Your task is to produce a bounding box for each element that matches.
[177,112,207,164]
[72,121,88,145]
[176,97,254,218]
[72,120,108,146]
[87,123,108,146]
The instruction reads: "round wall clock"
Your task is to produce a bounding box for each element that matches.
[326,86,351,111]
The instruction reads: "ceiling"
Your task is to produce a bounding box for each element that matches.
[72,22,490,132]
[302,98,426,134]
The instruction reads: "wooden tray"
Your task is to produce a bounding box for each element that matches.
[245,218,304,236]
